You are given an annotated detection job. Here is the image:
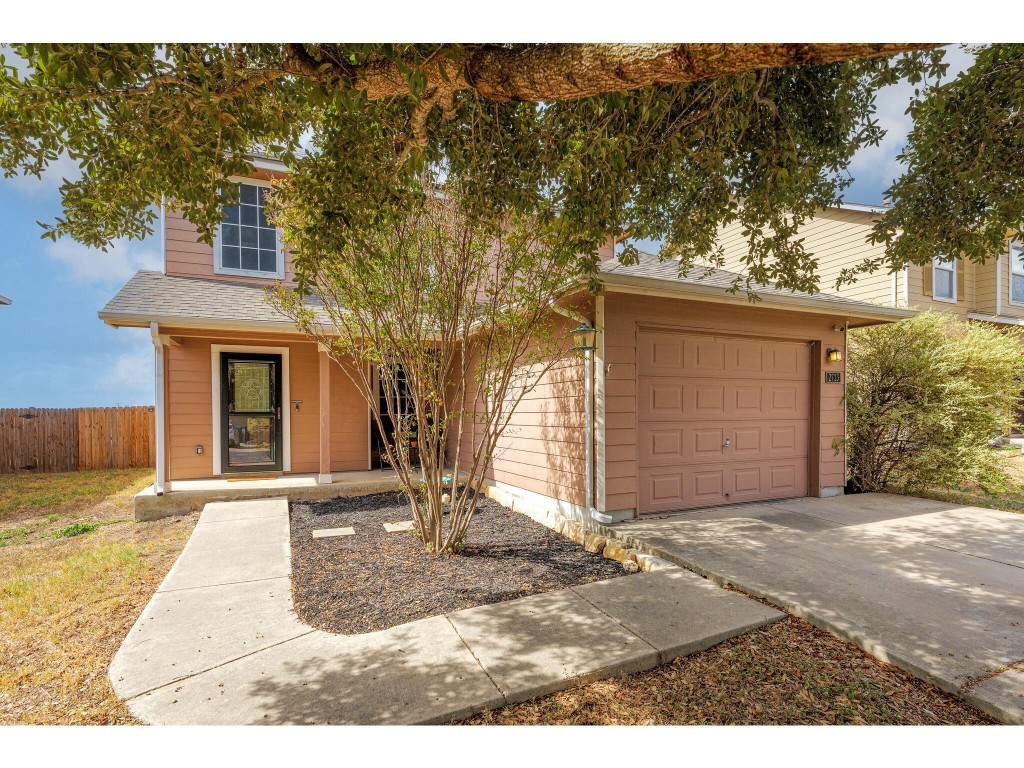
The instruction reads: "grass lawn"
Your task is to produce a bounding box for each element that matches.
[0,469,196,725]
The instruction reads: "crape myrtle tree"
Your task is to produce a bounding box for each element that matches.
[269,179,588,553]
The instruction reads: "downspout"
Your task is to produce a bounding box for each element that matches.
[997,252,1003,317]
[150,322,166,496]
[550,302,608,525]
[160,195,167,275]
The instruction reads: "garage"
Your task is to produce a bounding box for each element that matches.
[637,329,811,513]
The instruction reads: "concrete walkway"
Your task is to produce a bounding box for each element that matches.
[110,498,782,724]
[605,493,1024,724]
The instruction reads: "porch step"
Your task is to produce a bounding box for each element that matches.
[133,471,408,521]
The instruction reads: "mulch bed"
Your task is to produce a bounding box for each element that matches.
[289,492,624,635]
[463,616,997,725]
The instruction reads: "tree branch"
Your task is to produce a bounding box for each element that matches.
[345,43,941,103]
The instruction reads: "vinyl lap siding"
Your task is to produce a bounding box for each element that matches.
[716,208,893,305]
[975,257,998,315]
[452,313,586,507]
[329,363,370,472]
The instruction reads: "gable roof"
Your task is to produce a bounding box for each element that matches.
[598,250,914,325]
[0,294,10,305]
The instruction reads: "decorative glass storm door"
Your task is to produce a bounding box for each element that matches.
[221,353,283,473]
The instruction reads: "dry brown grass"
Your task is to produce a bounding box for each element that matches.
[465,617,995,725]
[0,470,999,726]
[0,470,196,724]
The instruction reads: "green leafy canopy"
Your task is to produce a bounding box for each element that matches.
[0,43,973,292]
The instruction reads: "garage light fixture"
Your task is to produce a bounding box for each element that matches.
[826,347,843,363]
[571,322,597,352]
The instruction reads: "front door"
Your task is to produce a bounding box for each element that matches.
[221,353,283,474]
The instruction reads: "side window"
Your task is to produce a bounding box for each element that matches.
[932,257,956,302]
[1010,239,1024,305]
[214,182,284,278]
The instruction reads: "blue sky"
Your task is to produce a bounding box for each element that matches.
[0,46,973,408]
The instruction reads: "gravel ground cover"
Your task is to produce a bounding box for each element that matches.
[289,492,624,635]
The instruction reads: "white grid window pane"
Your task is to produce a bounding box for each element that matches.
[219,183,280,275]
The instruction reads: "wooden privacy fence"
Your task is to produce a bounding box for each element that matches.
[0,406,155,474]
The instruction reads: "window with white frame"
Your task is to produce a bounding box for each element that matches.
[932,256,955,301]
[1011,239,1024,305]
[214,181,284,278]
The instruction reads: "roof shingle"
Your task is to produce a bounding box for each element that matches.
[99,271,330,328]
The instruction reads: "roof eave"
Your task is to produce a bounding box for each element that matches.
[600,273,917,325]
[98,311,307,334]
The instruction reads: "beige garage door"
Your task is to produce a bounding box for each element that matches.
[638,330,811,514]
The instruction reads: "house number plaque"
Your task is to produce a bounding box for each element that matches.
[825,372,842,384]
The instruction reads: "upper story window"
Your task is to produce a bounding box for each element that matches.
[213,181,285,278]
[932,256,956,302]
[1010,239,1024,305]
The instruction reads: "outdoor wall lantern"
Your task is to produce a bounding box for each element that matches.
[571,322,597,352]
[826,347,843,363]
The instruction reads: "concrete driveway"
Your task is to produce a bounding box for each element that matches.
[610,493,1024,723]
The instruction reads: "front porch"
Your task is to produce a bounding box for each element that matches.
[134,469,418,521]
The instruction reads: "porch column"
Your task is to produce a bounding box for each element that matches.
[318,346,332,484]
[149,322,169,494]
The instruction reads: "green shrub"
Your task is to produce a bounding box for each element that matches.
[845,312,1024,494]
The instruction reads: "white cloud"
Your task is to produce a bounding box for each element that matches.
[101,330,154,403]
[846,45,977,203]
[46,236,162,285]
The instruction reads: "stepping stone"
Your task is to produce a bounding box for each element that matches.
[383,521,415,533]
[311,527,355,539]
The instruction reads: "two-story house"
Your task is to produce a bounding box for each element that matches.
[99,159,912,522]
[716,202,1024,328]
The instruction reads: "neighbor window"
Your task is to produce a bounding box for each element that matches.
[214,182,284,277]
[932,256,955,301]
[1011,239,1024,305]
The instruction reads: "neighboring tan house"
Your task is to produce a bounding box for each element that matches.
[99,159,912,522]
[716,202,1024,329]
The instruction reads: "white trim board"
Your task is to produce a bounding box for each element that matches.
[594,294,607,513]
[211,344,292,475]
[967,312,1024,327]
